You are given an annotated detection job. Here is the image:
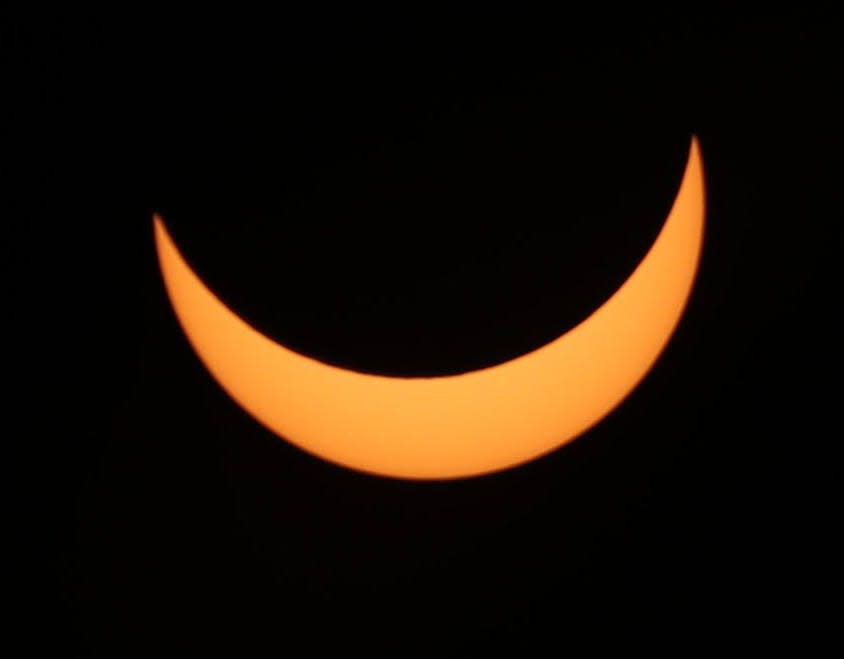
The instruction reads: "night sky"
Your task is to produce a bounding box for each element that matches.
[10,10,838,655]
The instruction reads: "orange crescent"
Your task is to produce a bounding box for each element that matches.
[154,137,705,480]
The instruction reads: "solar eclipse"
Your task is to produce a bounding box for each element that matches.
[154,137,705,479]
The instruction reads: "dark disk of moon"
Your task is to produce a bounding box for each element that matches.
[155,90,690,376]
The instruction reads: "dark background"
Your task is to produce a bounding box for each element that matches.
[8,9,839,655]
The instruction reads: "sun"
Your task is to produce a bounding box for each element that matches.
[154,137,705,480]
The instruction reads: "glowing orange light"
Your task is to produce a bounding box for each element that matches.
[154,137,705,480]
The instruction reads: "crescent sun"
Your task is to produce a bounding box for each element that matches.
[154,137,705,480]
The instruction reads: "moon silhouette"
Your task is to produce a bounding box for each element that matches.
[154,137,705,480]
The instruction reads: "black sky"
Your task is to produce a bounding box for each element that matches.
[9,9,840,655]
